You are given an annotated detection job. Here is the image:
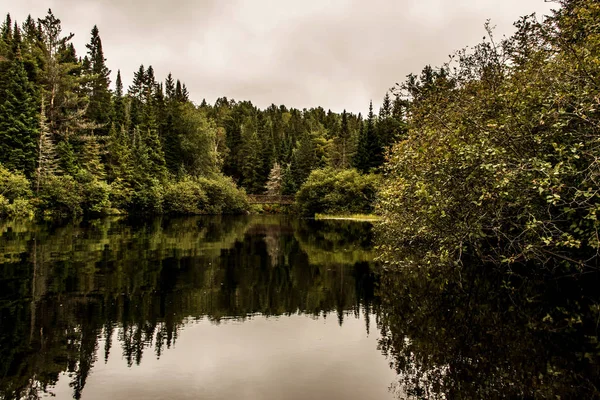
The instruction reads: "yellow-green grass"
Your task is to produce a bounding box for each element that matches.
[314,213,382,222]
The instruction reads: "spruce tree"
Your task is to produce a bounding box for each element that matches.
[332,109,351,168]
[81,134,106,179]
[0,50,38,176]
[266,162,282,195]
[113,70,125,129]
[165,72,175,100]
[290,132,316,189]
[354,101,381,172]
[36,99,59,193]
[85,25,111,136]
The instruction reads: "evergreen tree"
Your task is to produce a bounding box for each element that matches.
[85,25,111,136]
[332,109,351,168]
[0,14,13,58]
[81,134,106,179]
[113,70,125,129]
[165,72,175,100]
[36,98,59,193]
[377,91,401,152]
[290,132,317,189]
[0,50,38,176]
[266,162,282,195]
[354,101,381,173]
[281,163,296,195]
[38,9,88,140]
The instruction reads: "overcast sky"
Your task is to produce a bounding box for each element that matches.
[2,0,554,113]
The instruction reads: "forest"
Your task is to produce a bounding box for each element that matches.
[1,0,600,270]
[0,9,398,218]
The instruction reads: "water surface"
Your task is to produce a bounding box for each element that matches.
[0,216,395,400]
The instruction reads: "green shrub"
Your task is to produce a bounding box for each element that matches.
[296,168,380,216]
[196,175,250,214]
[75,170,112,214]
[109,178,134,211]
[0,164,32,201]
[378,1,600,268]
[39,175,83,217]
[129,179,164,214]
[83,179,112,214]
[163,179,208,214]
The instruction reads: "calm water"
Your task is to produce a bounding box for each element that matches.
[0,216,396,400]
[2,216,599,400]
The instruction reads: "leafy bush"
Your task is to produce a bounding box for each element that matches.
[0,164,32,201]
[296,168,379,216]
[0,164,35,218]
[195,176,250,214]
[163,179,208,214]
[129,179,164,214]
[378,1,600,268]
[39,175,83,217]
[75,170,112,214]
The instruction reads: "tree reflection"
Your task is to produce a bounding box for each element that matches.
[0,216,377,399]
[376,251,600,399]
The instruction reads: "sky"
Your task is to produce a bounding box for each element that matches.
[1,0,555,114]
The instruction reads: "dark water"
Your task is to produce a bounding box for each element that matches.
[0,216,395,400]
[1,216,599,400]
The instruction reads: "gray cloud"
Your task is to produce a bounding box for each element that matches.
[1,0,554,113]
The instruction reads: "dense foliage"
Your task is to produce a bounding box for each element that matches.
[378,0,600,269]
[295,168,379,216]
[0,10,406,218]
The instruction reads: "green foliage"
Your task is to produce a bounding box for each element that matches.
[84,25,111,136]
[378,0,600,268]
[194,175,250,214]
[163,178,209,215]
[0,9,382,217]
[0,56,38,176]
[296,168,379,216]
[39,174,83,217]
[0,196,35,218]
[0,164,34,218]
[0,163,32,201]
[129,179,164,214]
[354,102,381,173]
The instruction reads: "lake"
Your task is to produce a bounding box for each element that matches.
[1,216,599,400]
[0,216,397,400]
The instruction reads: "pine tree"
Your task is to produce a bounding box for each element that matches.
[281,163,296,195]
[38,9,88,140]
[128,64,145,99]
[354,101,381,173]
[106,123,133,182]
[266,162,282,195]
[290,132,316,189]
[113,70,125,129]
[377,91,398,151]
[85,25,111,136]
[0,50,38,176]
[81,134,106,179]
[36,98,59,193]
[165,72,175,100]
[0,14,13,58]
[332,109,351,168]
[380,92,392,118]
[240,119,264,193]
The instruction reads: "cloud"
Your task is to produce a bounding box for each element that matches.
[1,0,555,113]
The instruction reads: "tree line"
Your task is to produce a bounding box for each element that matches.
[0,9,406,218]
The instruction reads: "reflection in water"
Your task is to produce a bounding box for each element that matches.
[5,216,597,399]
[377,254,600,399]
[0,216,385,400]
